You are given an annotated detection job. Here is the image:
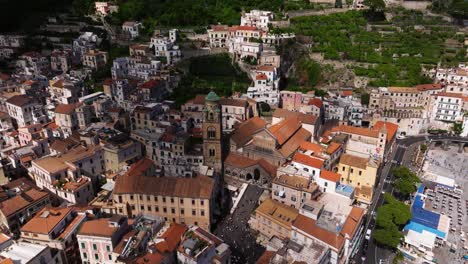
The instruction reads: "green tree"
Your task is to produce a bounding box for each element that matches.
[392,167,421,197]
[363,0,386,12]
[452,121,463,135]
[373,193,411,249]
[420,144,428,153]
[373,224,403,248]
[361,93,370,106]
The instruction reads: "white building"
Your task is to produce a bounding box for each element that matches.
[95,2,118,16]
[29,145,103,204]
[0,241,63,264]
[122,21,142,39]
[207,25,229,48]
[149,33,181,64]
[6,95,46,127]
[219,98,252,132]
[111,57,161,80]
[240,10,274,30]
[435,63,468,86]
[291,193,365,264]
[245,73,279,105]
[430,92,467,123]
[73,32,101,61]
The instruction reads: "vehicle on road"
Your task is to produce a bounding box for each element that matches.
[365,229,372,240]
[397,134,406,140]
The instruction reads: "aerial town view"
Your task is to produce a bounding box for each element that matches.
[0,0,467,263]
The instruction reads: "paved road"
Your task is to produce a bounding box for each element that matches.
[213,185,265,264]
[352,135,467,263]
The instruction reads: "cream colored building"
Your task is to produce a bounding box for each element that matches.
[103,139,142,173]
[113,175,215,230]
[337,153,378,204]
[249,198,299,241]
[272,174,320,209]
[30,145,102,204]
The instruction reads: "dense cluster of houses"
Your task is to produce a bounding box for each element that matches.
[0,3,466,263]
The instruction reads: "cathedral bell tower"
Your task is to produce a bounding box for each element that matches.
[202,91,223,170]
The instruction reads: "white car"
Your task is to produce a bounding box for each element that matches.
[365,229,372,240]
[396,134,406,140]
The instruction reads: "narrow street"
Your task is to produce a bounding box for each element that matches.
[352,135,465,264]
[213,185,265,264]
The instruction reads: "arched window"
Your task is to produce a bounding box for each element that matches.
[209,148,215,157]
[207,127,216,139]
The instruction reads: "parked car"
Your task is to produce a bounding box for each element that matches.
[365,229,372,240]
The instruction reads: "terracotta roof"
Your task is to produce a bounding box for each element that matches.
[255,199,299,227]
[308,98,323,108]
[114,175,214,199]
[387,87,418,93]
[293,214,344,251]
[299,141,323,154]
[325,142,341,155]
[220,98,248,107]
[49,138,79,153]
[0,259,14,264]
[33,145,102,174]
[339,154,368,169]
[78,218,122,237]
[256,74,268,80]
[272,109,318,126]
[55,103,81,115]
[21,207,72,234]
[269,117,302,145]
[434,92,465,99]
[415,83,443,91]
[0,188,49,217]
[155,223,188,253]
[139,79,160,89]
[273,174,318,193]
[292,153,324,169]
[187,94,206,105]
[229,25,258,32]
[319,170,341,182]
[224,153,277,177]
[0,233,10,245]
[210,25,229,31]
[126,158,154,177]
[62,178,90,192]
[5,95,33,107]
[341,90,353,96]
[339,207,365,238]
[231,117,267,146]
[373,121,398,143]
[278,128,311,158]
[257,65,275,72]
[330,125,379,138]
[51,79,63,88]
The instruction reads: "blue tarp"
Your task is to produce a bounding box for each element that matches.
[411,194,441,232]
[404,221,446,239]
[417,184,425,194]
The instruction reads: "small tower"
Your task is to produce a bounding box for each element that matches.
[202,91,223,170]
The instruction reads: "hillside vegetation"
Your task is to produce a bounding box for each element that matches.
[287,9,466,87]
